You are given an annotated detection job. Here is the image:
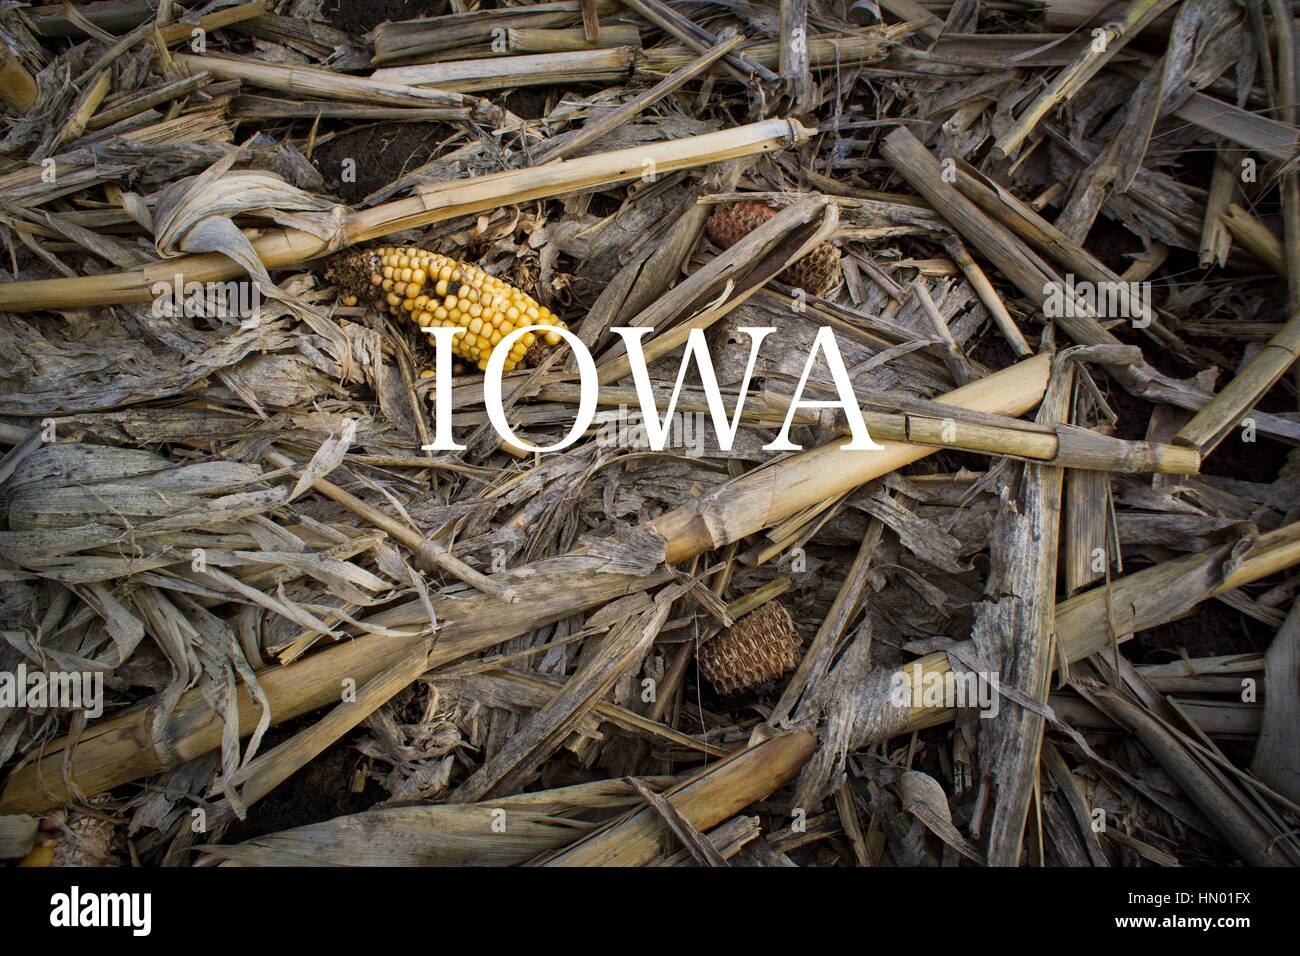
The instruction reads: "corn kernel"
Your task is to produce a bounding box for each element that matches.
[18,845,54,867]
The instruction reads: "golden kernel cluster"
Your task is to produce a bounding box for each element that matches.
[366,247,566,374]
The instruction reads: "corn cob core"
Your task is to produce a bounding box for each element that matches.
[18,798,124,866]
[698,601,803,696]
[704,200,841,297]
[325,247,567,374]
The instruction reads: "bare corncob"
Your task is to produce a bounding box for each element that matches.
[17,796,124,867]
[705,200,842,296]
[327,246,567,373]
[698,601,803,696]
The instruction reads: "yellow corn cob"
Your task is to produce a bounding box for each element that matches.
[326,246,567,374]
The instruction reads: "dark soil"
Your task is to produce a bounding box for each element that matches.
[311,123,446,204]
[220,720,385,843]
[1098,345,1290,485]
[1082,217,1146,277]
[1127,595,1274,663]
[1199,430,1291,484]
[503,87,552,121]
[325,0,446,36]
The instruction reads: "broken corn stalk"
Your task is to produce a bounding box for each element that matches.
[0,354,1053,814]
[0,118,812,312]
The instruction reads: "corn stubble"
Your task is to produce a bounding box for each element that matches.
[2,0,1299,874]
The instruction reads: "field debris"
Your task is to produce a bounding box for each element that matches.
[0,0,1297,870]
